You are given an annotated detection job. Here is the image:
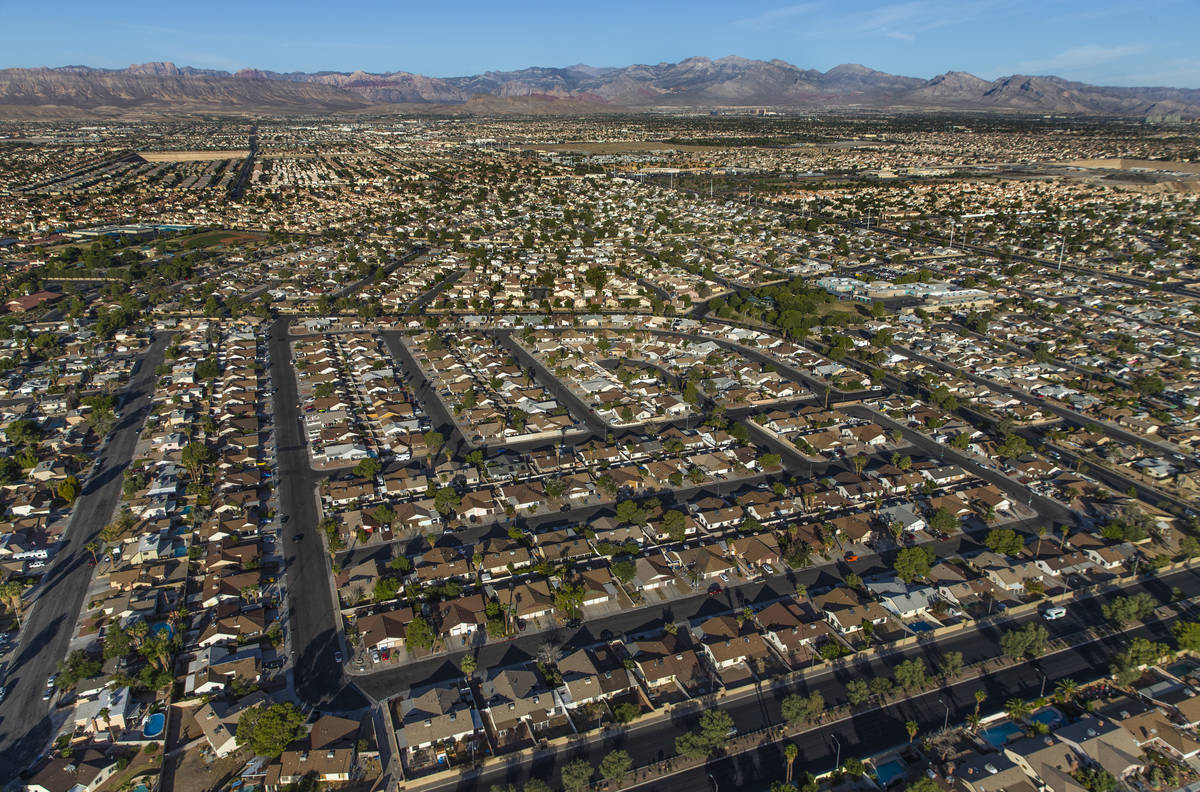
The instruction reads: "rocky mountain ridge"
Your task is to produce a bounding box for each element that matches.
[3,56,1197,117]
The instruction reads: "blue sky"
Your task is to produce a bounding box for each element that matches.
[6,0,1198,87]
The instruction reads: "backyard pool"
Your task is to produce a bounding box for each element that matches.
[1168,660,1200,678]
[908,621,935,633]
[142,712,165,738]
[874,759,906,786]
[981,720,1023,747]
[1030,708,1065,729]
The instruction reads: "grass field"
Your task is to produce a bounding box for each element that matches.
[137,150,249,162]
[178,230,267,249]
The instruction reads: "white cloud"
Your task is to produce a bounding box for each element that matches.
[1017,43,1146,74]
[886,31,916,41]
[734,3,826,31]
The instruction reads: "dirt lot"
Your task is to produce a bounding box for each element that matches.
[137,151,249,162]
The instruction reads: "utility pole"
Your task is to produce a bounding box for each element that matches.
[1057,238,1065,272]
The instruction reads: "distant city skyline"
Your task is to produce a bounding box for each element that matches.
[4,0,1199,88]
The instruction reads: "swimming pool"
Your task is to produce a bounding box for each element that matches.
[908,621,935,633]
[1029,708,1064,728]
[874,759,906,786]
[1168,660,1200,678]
[143,712,165,738]
[981,720,1023,747]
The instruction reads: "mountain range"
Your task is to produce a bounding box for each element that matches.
[2,55,1198,118]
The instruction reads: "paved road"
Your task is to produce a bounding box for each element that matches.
[268,318,366,711]
[843,404,1074,526]
[0,333,170,783]
[379,330,471,460]
[895,343,1196,471]
[352,499,1049,700]
[415,565,1200,792]
[891,345,1195,513]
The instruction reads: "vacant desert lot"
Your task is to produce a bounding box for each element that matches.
[137,150,249,162]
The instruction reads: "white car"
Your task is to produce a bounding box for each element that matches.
[1042,605,1067,620]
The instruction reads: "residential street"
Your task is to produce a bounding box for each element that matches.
[269,318,367,711]
[0,333,171,783]
[408,565,1200,792]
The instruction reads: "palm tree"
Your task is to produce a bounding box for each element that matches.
[128,619,149,651]
[905,720,919,744]
[85,541,100,564]
[974,689,987,717]
[966,712,982,733]
[784,743,798,783]
[1055,678,1079,704]
[1005,698,1031,722]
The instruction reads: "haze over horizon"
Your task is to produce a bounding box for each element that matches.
[5,0,1199,89]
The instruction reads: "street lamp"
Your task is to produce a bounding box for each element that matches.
[938,698,950,732]
[831,734,841,773]
[707,775,718,792]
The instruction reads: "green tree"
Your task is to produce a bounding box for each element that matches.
[523,781,551,792]
[423,430,445,466]
[661,509,687,542]
[180,441,213,480]
[57,475,81,504]
[846,679,870,706]
[893,546,934,583]
[354,457,382,479]
[599,749,631,782]
[905,779,940,792]
[676,708,735,757]
[406,615,435,651]
[1101,592,1157,626]
[938,651,964,680]
[984,527,1024,556]
[5,418,41,447]
[929,508,958,535]
[236,702,306,757]
[893,658,927,692]
[0,580,26,627]
[433,487,461,516]
[56,649,101,689]
[1074,767,1118,792]
[1000,622,1049,660]
[613,702,640,724]
[460,654,477,675]
[782,693,824,724]
[372,504,396,527]
[1174,621,1200,652]
[560,759,593,792]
